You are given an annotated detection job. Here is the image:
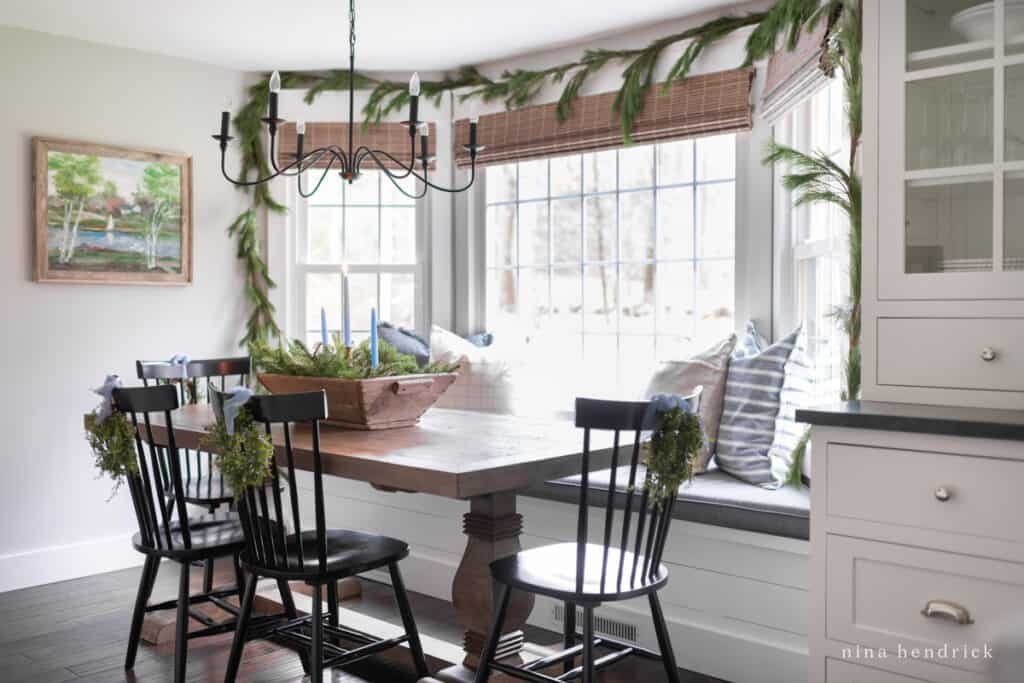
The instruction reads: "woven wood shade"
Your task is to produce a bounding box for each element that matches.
[276,121,436,171]
[453,67,754,167]
[760,21,830,121]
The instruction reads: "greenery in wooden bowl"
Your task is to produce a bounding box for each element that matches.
[85,411,138,498]
[200,408,275,499]
[252,335,458,379]
[643,403,705,507]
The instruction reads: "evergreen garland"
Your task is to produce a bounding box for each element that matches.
[85,411,138,499]
[643,407,705,506]
[200,409,275,499]
[252,335,458,379]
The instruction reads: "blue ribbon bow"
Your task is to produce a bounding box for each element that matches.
[168,353,190,380]
[223,385,254,435]
[93,374,122,423]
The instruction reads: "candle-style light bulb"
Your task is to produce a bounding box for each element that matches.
[409,72,421,97]
[296,120,306,135]
[267,71,281,124]
[408,73,421,136]
[269,70,282,94]
[420,124,430,162]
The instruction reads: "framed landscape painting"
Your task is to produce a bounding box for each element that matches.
[33,138,192,285]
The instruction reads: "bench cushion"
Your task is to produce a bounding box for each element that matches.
[526,467,809,541]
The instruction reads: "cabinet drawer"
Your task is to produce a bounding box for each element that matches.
[877,318,1024,392]
[827,443,1024,544]
[827,535,1021,674]
[827,659,928,682]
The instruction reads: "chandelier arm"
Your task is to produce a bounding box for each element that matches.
[353,145,416,180]
[219,145,343,187]
[297,154,342,199]
[362,148,478,194]
[275,148,336,178]
[360,150,429,200]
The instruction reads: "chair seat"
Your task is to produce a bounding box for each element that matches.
[491,542,668,603]
[133,513,245,560]
[242,529,409,581]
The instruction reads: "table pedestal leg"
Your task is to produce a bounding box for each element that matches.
[435,492,534,680]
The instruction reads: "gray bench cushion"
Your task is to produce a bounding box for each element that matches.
[525,467,809,541]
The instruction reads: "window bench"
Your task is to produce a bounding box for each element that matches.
[525,467,810,541]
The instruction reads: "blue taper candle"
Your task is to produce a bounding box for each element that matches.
[342,268,352,348]
[320,306,329,348]
[370,307,379,369]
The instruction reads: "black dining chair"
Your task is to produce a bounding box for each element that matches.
[137,356,250,593]
[113,384,290,683]
[218,389,430,683]
[474,393,702,683]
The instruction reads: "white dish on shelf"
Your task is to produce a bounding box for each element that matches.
[951,1,1024,42]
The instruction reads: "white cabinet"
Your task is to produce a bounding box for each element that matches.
[864,0,1024,409]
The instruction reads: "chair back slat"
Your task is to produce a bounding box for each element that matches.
[281,422,305,572]
[573,391,702,593]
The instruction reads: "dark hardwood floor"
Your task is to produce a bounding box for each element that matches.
[0,563,723,682]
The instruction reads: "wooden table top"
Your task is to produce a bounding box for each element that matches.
[132,405,606,500]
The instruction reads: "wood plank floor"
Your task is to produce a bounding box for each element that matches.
[0,562,724,682]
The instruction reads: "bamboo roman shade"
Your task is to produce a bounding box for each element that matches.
[276,122,436,171]
[760,21,831,122]
[453,67,754,167]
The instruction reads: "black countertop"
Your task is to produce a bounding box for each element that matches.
[795,401,1024,441]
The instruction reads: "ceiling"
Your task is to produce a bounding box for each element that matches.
[0,0,747,72]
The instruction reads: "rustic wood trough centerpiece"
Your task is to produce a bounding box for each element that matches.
[253,337,458,430]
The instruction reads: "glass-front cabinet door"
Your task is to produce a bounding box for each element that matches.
[878,0,1024,299]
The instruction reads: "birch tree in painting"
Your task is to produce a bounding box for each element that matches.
[135,163,181,270]
[49,153,102,264]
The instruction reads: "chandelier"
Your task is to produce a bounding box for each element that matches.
[213,0,482,199]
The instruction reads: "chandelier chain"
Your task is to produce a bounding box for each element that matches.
[349,0,356,58]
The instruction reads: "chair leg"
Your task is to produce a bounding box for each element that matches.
[389,563,429,678]
[224,572,258,683]
[562,601,576,674]
[326,579,339,628]
[310,583,324,683]
[125,555,160,670]
[581,606,595,683]
[277,579,310,675]
[649,592,681,683]
[473,583,511,683]
[174,561,191,683]
[203,558,215,593]
[232,552,245,594]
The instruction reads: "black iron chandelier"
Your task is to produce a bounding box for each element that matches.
[213,0,482,199]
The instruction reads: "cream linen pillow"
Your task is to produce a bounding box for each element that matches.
[429,325,515,415]
[641,334,737,472]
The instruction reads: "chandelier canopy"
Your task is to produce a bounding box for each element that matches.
[213,0,482,199]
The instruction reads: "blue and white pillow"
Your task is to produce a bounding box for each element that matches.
[768,324,813,484]
[715,323,799,488]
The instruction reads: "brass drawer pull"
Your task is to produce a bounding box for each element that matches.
[934,486,952,502]
[921,599,974,625]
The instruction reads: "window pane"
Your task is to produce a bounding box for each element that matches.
[519,268,550,338]
[550,154,582,196]
[583,265,617,333]
[619,190,654,262]
[346,172,379,205]
[348,273,379,338]
[697,183,735,258]
[308,171,344,204]
[381,174,418,205]
[696,260,735,348]
[344,207,379,263]
[551,266,583,335]
[696,135,735,181]
[656,335,697,362]
[583,150,616,193]
[308,207,342,263]
[656,261,695,336]
[487,204,516,267]
[552,198,582,263]
[620,263,655,334]
[619,335,656,390]
[380,207,416,264]
[380,272,415,330]
[487,268,518,336]
[656,187,694,261]
[518,159,548,201]
[487,164,517,203]
[584,196,616,261]
[306,272,341,340]
[619,145,654,189]
[519,202,550,266]
[657,139,694,185]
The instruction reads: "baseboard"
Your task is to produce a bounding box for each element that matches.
[0,533,143,593]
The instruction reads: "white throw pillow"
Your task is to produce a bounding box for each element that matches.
[429,326,516,415]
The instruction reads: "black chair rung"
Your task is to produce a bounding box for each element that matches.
[321,634,410,668]
[559,646,634,681]
[521,639,602,671]
[491,661,562,683]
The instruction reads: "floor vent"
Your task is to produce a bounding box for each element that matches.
[552,604,638,643]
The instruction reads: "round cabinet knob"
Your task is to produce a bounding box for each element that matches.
[981,347,997,362]
[934,486,953,502]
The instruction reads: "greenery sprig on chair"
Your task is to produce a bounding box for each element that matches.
[85,411,138,498]
[252,336,458,379]
[200,409,274,499]
[643,406,705,507]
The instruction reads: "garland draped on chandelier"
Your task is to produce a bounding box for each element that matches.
[229,0,862,402]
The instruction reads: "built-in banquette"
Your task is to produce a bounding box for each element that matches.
[803,2,1024,680]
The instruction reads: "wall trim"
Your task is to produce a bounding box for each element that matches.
[0,533,143,593]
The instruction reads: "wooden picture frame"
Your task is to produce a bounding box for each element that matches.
[33,137,193,285]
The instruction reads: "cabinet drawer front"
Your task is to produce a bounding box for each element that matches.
[827,444,1024,543]
[877,318,1024,392]
[827,536,1020,673]
[827,659,928,682]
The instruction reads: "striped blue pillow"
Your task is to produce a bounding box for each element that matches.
[768,325,813,484]
[715,324,799,488]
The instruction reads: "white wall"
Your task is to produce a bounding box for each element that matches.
[0,26,253,592]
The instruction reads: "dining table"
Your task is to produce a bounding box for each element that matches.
[125,403,610,682]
